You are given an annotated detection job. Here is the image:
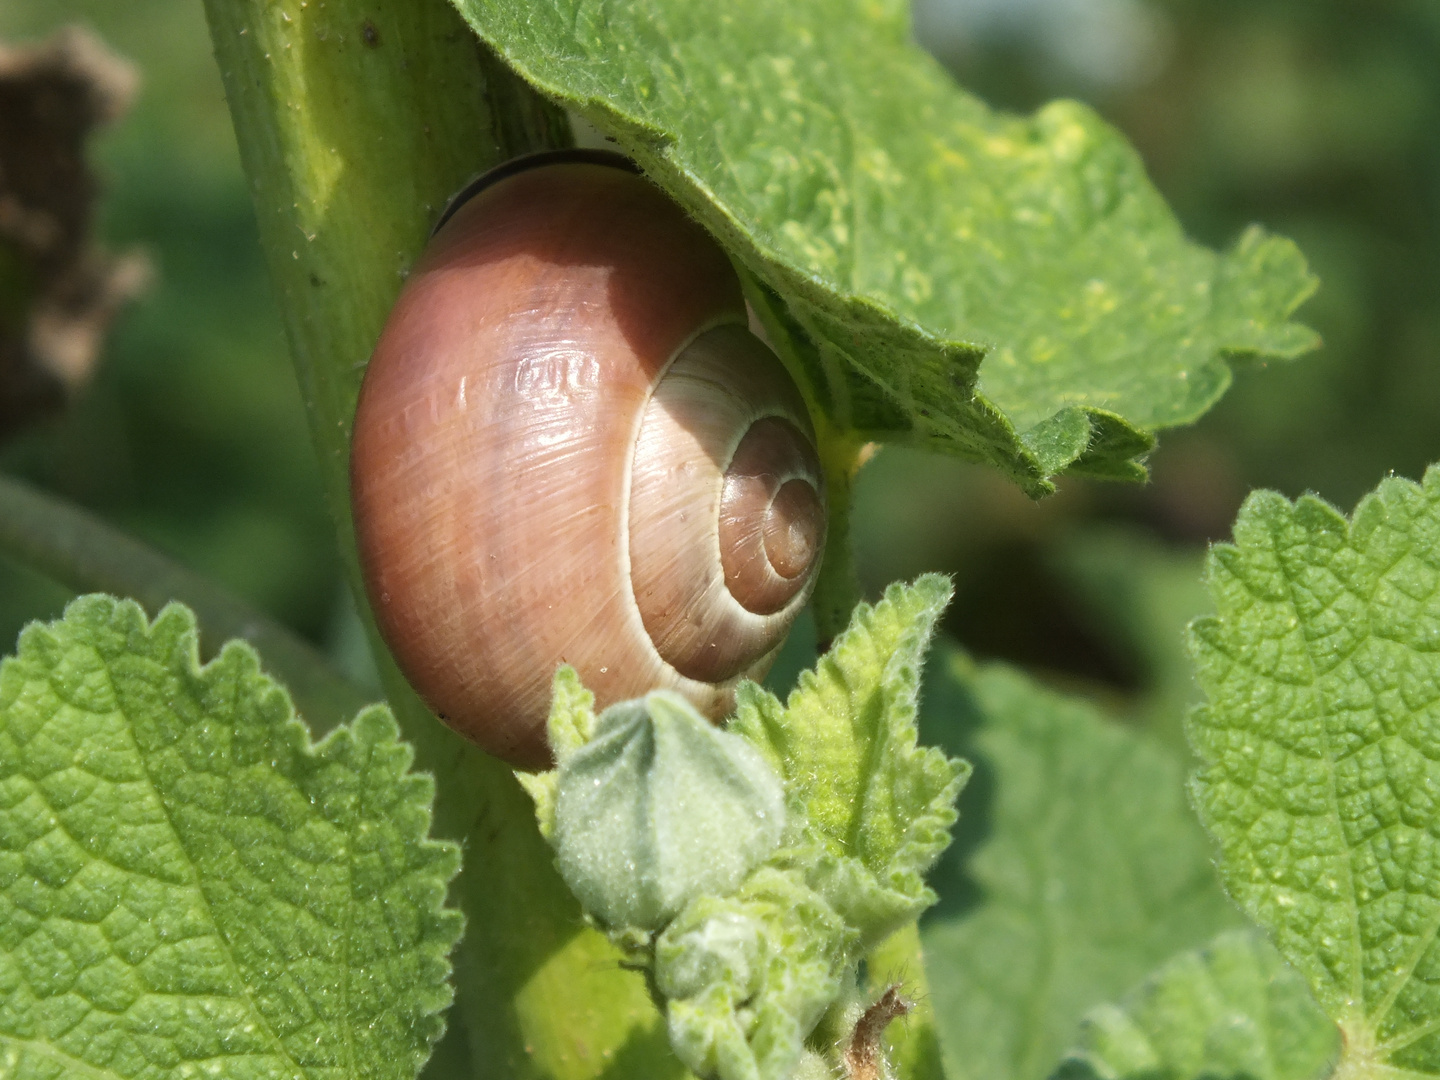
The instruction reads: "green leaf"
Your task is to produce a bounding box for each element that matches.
[921,652,1243,1080]
[546,665,598,765]
[0,472,371,736]
[0,595,463,1080]
[449,0,1317,490]
[732,574,969,947]
[514,665,596,843]
[1056,929,1336,1080]
[1189,466,1440,1078]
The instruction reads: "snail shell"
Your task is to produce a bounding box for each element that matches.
[351,152,826,768]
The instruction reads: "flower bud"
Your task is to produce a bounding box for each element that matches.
[553,690,786,929]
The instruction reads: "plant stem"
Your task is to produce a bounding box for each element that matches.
[866,921,948,1080]
[0,471,368,731]
[200,1,685,1076]
[737,270,872,650]
[813,427,875,646]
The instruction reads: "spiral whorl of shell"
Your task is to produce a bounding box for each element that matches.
[629,323,824,682]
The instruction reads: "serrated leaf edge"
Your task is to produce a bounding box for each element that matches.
[3,593,467,1076]
[452,13,1319,488]
[1187,467,1440,1077]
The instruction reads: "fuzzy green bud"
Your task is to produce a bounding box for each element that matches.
[553,690,786,930]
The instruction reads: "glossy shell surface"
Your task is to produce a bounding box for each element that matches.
[351,161,824,767]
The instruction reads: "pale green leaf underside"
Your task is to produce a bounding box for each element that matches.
[0,596,462,1080]
[1189,466,1440,1076]
[450,0,1317,490]
[1056,929,1336,1080]
[921,652,1243,1080]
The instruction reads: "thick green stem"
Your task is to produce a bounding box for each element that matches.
[200,2,684,1076]
[866,922,948,1080]
[812,429,874,646]
[0,471,367,731]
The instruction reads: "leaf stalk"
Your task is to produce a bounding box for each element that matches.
[813,426,876,647]
[0,470,368,730]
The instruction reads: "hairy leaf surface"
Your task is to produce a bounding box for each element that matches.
[733,574,968,947]
[1190,467,1440,1077]
[449,0,1316,490]
[0,596,462,1080]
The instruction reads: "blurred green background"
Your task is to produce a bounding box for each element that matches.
[1,0,1437,732]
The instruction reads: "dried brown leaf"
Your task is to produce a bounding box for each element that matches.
[0,25,148,437]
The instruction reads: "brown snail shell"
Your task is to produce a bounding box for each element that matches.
[350,152,826,768]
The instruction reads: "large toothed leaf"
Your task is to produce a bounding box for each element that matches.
[0,596,463,1080]
[448,0,1317,491]
[921,652,1241,1080]
[1055,929,1336,1080]
[1189,466,1440,1077]
[733,574,968,944]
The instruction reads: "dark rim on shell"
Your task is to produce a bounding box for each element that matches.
[431,147,642,237]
